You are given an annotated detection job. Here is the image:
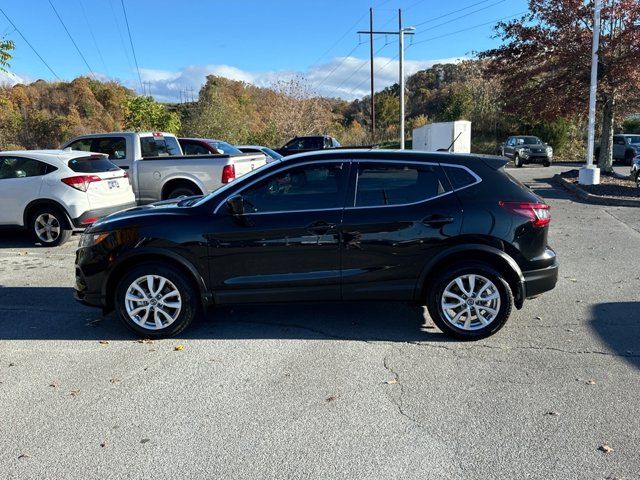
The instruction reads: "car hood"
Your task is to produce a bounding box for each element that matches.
[88,196,203,231]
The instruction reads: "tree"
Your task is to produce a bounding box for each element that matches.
[0,36,14,72]
[480,0,640,170]
[124,96,181,133]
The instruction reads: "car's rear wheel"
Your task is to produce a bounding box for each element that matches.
[514,154,523,168]
[543,159,551,167]
[30,207,72,247]
[165,184,200,199]
[115,264,199,338]
[426,263,513,340]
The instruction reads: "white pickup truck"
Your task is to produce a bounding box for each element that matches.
[62,132,267,204]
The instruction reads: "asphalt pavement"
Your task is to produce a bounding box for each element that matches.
[0,164,638,479]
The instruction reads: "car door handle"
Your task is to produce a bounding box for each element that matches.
[422,215,454,227]
[306,221,336,234]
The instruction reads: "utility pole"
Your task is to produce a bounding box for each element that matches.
[369,8,375,141]
[358,9,414,148]
[579,0,601,186]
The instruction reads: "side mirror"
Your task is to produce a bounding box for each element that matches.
[226,194,244,216]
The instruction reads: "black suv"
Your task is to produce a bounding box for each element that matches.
[75,150,558,340]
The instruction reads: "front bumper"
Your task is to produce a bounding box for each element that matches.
[72,202,137,228]
[523,260,559,298]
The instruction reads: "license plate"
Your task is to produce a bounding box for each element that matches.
[108,180,120,189]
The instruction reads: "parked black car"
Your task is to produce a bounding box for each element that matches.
[499,136,553,167]
[275,135,341,157]
[74,150,558,340]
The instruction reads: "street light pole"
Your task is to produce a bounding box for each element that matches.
[398,10,414,150]
[579,0,602,186]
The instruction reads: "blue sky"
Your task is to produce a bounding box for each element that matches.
[0,0,527,101]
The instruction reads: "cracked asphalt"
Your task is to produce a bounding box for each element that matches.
[1,165,638,479]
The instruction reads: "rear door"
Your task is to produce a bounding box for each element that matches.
[340,160,463,300]
[0,156,50,225]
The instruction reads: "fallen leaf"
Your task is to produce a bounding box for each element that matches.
[69,390,80,397]
[586,379,596,385]
[8,362,15,367]
[545,411,560,416]
[569,278,577,282]
[174,345,184,351]
[100,441,106,448]
[17,453,30,460]
[99,340,109,345]
[140,438,150,444]
[385,379,398,385]
[325,395,337,403]
[598,444,613,453]
[49,381,58,388]
[566,329,574,332]
[534,316,542,320]
[109,378,120,384]
[137,339,154,344]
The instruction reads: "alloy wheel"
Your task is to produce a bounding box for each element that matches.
[124,275,182,330]
[35,213,61,243]
[440,274,501,331]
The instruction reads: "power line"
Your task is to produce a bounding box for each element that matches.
[415,0,506,32]
[309,11,367,69]
[414,0,498,27]
[410,11,526,46]
[120,0,144,93]
[0,7,61,80]
[108,0,133,70]
[77,0,109,76]
[48,0,96,79]
[315,41,364,89]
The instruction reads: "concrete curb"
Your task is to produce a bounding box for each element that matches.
[552,174,640,207]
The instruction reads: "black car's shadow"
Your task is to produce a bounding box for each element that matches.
[0,229,81,249]
[590,302,640,371]
[0,286,448,342]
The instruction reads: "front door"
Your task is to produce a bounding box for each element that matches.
[340,160,463,300]
[206,161,350,303]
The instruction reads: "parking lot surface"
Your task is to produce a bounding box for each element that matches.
[1,165,638,479]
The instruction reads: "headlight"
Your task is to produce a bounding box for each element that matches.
[546,146,553,154]
[79,232,110,248]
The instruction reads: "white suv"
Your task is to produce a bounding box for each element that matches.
[0,150,136,246]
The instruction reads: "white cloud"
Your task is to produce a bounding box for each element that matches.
[0,70,25,86]
[136,55,464,102]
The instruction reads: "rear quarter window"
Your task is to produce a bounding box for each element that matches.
[68,156,120,173]
[442,166,478,190]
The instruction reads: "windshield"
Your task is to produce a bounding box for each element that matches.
[262,147,283,160]
[208,141,242,155]
[516,137,542,145]
[626,135,640,145]
[192,159,282,207]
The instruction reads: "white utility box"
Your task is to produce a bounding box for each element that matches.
[412,120,472,153]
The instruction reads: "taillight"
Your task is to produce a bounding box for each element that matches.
[499,201,551,228]
[221,164,236,184]
[61,175,101,192]
[123,171,131,185]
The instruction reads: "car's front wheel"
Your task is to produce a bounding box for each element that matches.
[426,263,513,340]
[115,263,199,338]
[30,207,72,247]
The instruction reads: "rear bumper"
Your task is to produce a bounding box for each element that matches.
[523,260,559,298]
[71,202,137,228]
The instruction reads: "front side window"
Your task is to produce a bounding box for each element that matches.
[614,137,626,145]
[0,157,50,179]
[354,163,448,207]
[92,137,127,160]
[240,162,348,213]
[140,136,182,158]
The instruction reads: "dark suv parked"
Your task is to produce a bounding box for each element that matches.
[74,150,558,340]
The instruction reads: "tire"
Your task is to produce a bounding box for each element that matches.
[514,154,523,168]
[625,151,635,166]
[634,172,640,188]
[30,207,72,247]
[114,263,200,338]
[426,262,514,340]
[543,159,551,167]
[165,185,199,199]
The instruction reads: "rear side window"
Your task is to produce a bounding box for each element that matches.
[442,166,477,190]
[0,156,51,179]
[141,136,182,158]
[182,142,210,155]
[354,163,448,207]
[68,156,120,173]
[66,139,93,151]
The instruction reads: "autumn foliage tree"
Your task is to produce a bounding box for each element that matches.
[481,0,640,170]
